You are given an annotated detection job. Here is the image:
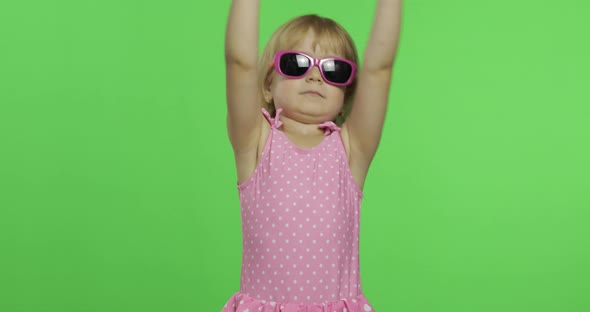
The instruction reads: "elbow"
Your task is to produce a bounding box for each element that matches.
[365,61,394,72]
[225,50,258,70]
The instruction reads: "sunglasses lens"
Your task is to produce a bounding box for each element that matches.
[322,60,353,84]
[279,53,311,77]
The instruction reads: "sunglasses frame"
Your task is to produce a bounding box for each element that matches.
[273,50,357,87]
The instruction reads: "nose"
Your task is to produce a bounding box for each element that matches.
[305,66,323,84]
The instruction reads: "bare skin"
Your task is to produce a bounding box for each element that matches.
[226,0,402,190]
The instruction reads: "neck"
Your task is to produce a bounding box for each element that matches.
[278,114,325,137]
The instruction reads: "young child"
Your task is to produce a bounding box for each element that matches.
[222,0,401,311]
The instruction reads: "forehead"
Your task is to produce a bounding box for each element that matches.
[282,29,344,58]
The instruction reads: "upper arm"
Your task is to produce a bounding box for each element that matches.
[225,0,263,155]
[344,0,402,168]
[225,62,263,155]
[344,67,393,167]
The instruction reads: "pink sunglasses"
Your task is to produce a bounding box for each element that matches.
[273,50,357,86]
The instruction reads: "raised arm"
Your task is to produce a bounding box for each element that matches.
[344,0,402,168]
[225,0,263,154]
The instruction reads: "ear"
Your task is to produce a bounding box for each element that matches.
[263,85,273,104]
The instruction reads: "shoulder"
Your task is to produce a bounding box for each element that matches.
[234,114,272,185]
[340,123,352,161]
[340,123,369,190]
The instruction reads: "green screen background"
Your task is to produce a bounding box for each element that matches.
[1,0,589,311]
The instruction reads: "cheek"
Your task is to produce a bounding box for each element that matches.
[327,89,346,113]
[328,88,346,103]
[271,80,300,102]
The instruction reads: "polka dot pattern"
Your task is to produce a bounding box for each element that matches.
[231,109,367,308]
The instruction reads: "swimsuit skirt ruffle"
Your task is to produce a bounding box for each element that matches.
[221,292,375,312]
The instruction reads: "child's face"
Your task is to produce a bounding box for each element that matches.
[265,31,346,124]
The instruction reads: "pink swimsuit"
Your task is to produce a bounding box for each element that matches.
[221,108,374,312]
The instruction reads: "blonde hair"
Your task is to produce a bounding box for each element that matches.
[258,14,359,126]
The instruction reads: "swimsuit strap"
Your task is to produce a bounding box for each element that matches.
[318,121,341,136]
[261,108,283,129]
[261,107,341,136]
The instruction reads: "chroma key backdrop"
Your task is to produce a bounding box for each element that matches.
[0,0,588,311]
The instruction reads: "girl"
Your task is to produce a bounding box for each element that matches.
[222,0,402,311]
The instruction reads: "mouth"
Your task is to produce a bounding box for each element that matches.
[302,90,324,98]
